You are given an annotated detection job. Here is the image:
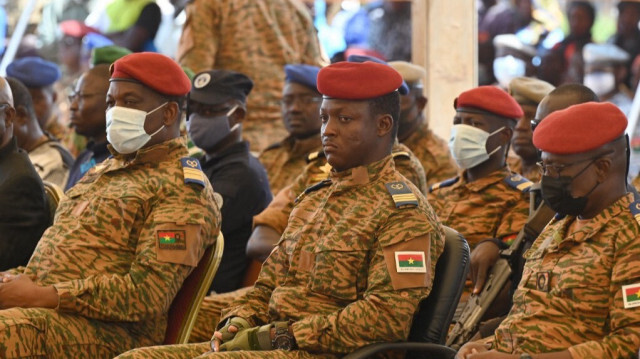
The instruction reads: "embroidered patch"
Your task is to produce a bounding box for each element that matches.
[194,73,211,88]
[394,251,426,273]
[385,181,418,208]
[536,271,550,292]
[622,283,640,309]
[157,230,186,250]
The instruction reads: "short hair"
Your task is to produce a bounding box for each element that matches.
[548,83,599,103]
[369,91,400,139]
[569,1,596,25]
[6,77,35,118]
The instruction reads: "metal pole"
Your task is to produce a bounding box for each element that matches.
[0,0,38,76]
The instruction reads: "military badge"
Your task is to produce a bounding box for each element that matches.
[157,230,186,250]
[194,73,211,88]
[385,181,418,208]
[395,251,426,273]
[622,283,640,309]
[181,157,205,187]
[536,271,550,292]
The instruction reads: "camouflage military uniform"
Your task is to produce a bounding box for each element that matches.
[428,168,531,249]
[507,155,541,183]
[0,137,221,358]
[116,155,445,358]
[177,0,325,152]
[483,193,640,357]
[401,124,458,185]
[258,134,322,196]
[187,143,428,341]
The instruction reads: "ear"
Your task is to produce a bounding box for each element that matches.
[162,102,180,127]
[13,105,28,125]
[229,105,247,128]
[376,113,393,137]
[594,156,612,183]
[4,106,16,129]
[499,126,513,145]
[416,95,427,112]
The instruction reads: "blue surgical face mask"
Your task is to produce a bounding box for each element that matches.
[187,105,238,152]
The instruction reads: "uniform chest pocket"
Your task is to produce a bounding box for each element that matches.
[308,236,370,302]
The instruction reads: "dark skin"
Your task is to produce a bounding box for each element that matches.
[105,81,181,150]
[28,86,57,130]
[187,98,247,157]
[511,103,538,172]
[397,88,427,142]
[69,65,110,143]
[213,97,396,352]
[457,139,626,359]
[281,82,322,139]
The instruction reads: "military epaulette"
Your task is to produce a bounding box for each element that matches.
[428,177,459,193]
[295,179,332,203]
[306,150,325,163]
[504,174,533,192]
[181,157,205,187]
[391,150,410,159]
[385,181,418,208]
[263,142,283,152]
[629,197,640,226]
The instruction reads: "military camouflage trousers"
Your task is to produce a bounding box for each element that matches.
[116,342,338,359]
[0,307,143,358]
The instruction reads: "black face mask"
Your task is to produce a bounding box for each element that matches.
[541,160,600,216]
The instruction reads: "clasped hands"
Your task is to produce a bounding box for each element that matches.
[210,317,286,352]
[0,272,58,309]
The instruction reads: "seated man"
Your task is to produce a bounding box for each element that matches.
[389,60,458,185]
[118,60,444,358]
[66,45,131,190]
[507,76,555,182]
[458,102,640,358]
[6,77,73,188]
[0,77,49,271]
[583,43,632,115]
[0,53,220,358]
[259,64,322,196]
[187,69,272,294]
[428,86,530,303]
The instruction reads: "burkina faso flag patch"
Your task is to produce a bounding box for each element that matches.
[623,283,640,309]
[395,251,426,273]
[157,230,186,250]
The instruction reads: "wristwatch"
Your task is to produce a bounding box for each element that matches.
[520,354,533,359]
[271,321,296,350]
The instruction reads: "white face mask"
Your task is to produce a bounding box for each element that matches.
[448,124,505,170]
[583,72,615,97]
[493,55,526,88]
[106,103,167,154]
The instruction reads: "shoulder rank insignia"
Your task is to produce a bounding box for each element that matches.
[391,151,410,159]
[504,174,533,192]
[385,181,418,208]
[295,179,332,203]
[629,198,640,226]
[306,150,326,163]
[181,157,205,187]
[428,177,459,193]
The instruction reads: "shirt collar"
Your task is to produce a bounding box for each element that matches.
[330,155,395,189]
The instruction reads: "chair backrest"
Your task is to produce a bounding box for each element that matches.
[42,181,64,225]
[164,231,225,344]
[408,226,470,345]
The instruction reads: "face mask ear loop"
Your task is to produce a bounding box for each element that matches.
[486,126,506,158]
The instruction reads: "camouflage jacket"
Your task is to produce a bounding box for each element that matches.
[486,193,640,357]
[428,168,531,248]
[21,137,221,345]
[253,143,427,235]
[507,155,541,183]
[177,0,325,151]
[259,134,322,196]
[221,156,445,353]
[402,124,458,185]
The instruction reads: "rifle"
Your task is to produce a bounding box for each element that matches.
[446,195,555,349]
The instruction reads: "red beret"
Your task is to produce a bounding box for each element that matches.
[110,52,191,96]
[455,86,523,119]
[59,20,98,38]
[533,102,627,155]
[317,61,403,100]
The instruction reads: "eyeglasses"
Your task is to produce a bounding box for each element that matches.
[281,95,322,107]
[68,92,102,103]
[536,152,612,176]
[531,119,541,132]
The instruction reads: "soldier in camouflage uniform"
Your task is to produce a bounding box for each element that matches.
[389,61,459,185]
[117,58,443,359]
[259,64,323,196]
[429,86,530,297]
[177,0,325,152]
[505,77,555,183]
[0,53,220,358]
[458,102,640,359]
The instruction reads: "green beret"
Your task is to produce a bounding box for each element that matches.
[508,77,555,106]
[91,45,132,67]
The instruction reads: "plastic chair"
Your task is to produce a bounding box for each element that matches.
[343,226,470,359]
[164,231,225,344]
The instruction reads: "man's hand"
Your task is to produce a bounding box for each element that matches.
[470,240,501,294]
[211,317,251,352]
[218,323,272,351]
[0,274,58,309]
